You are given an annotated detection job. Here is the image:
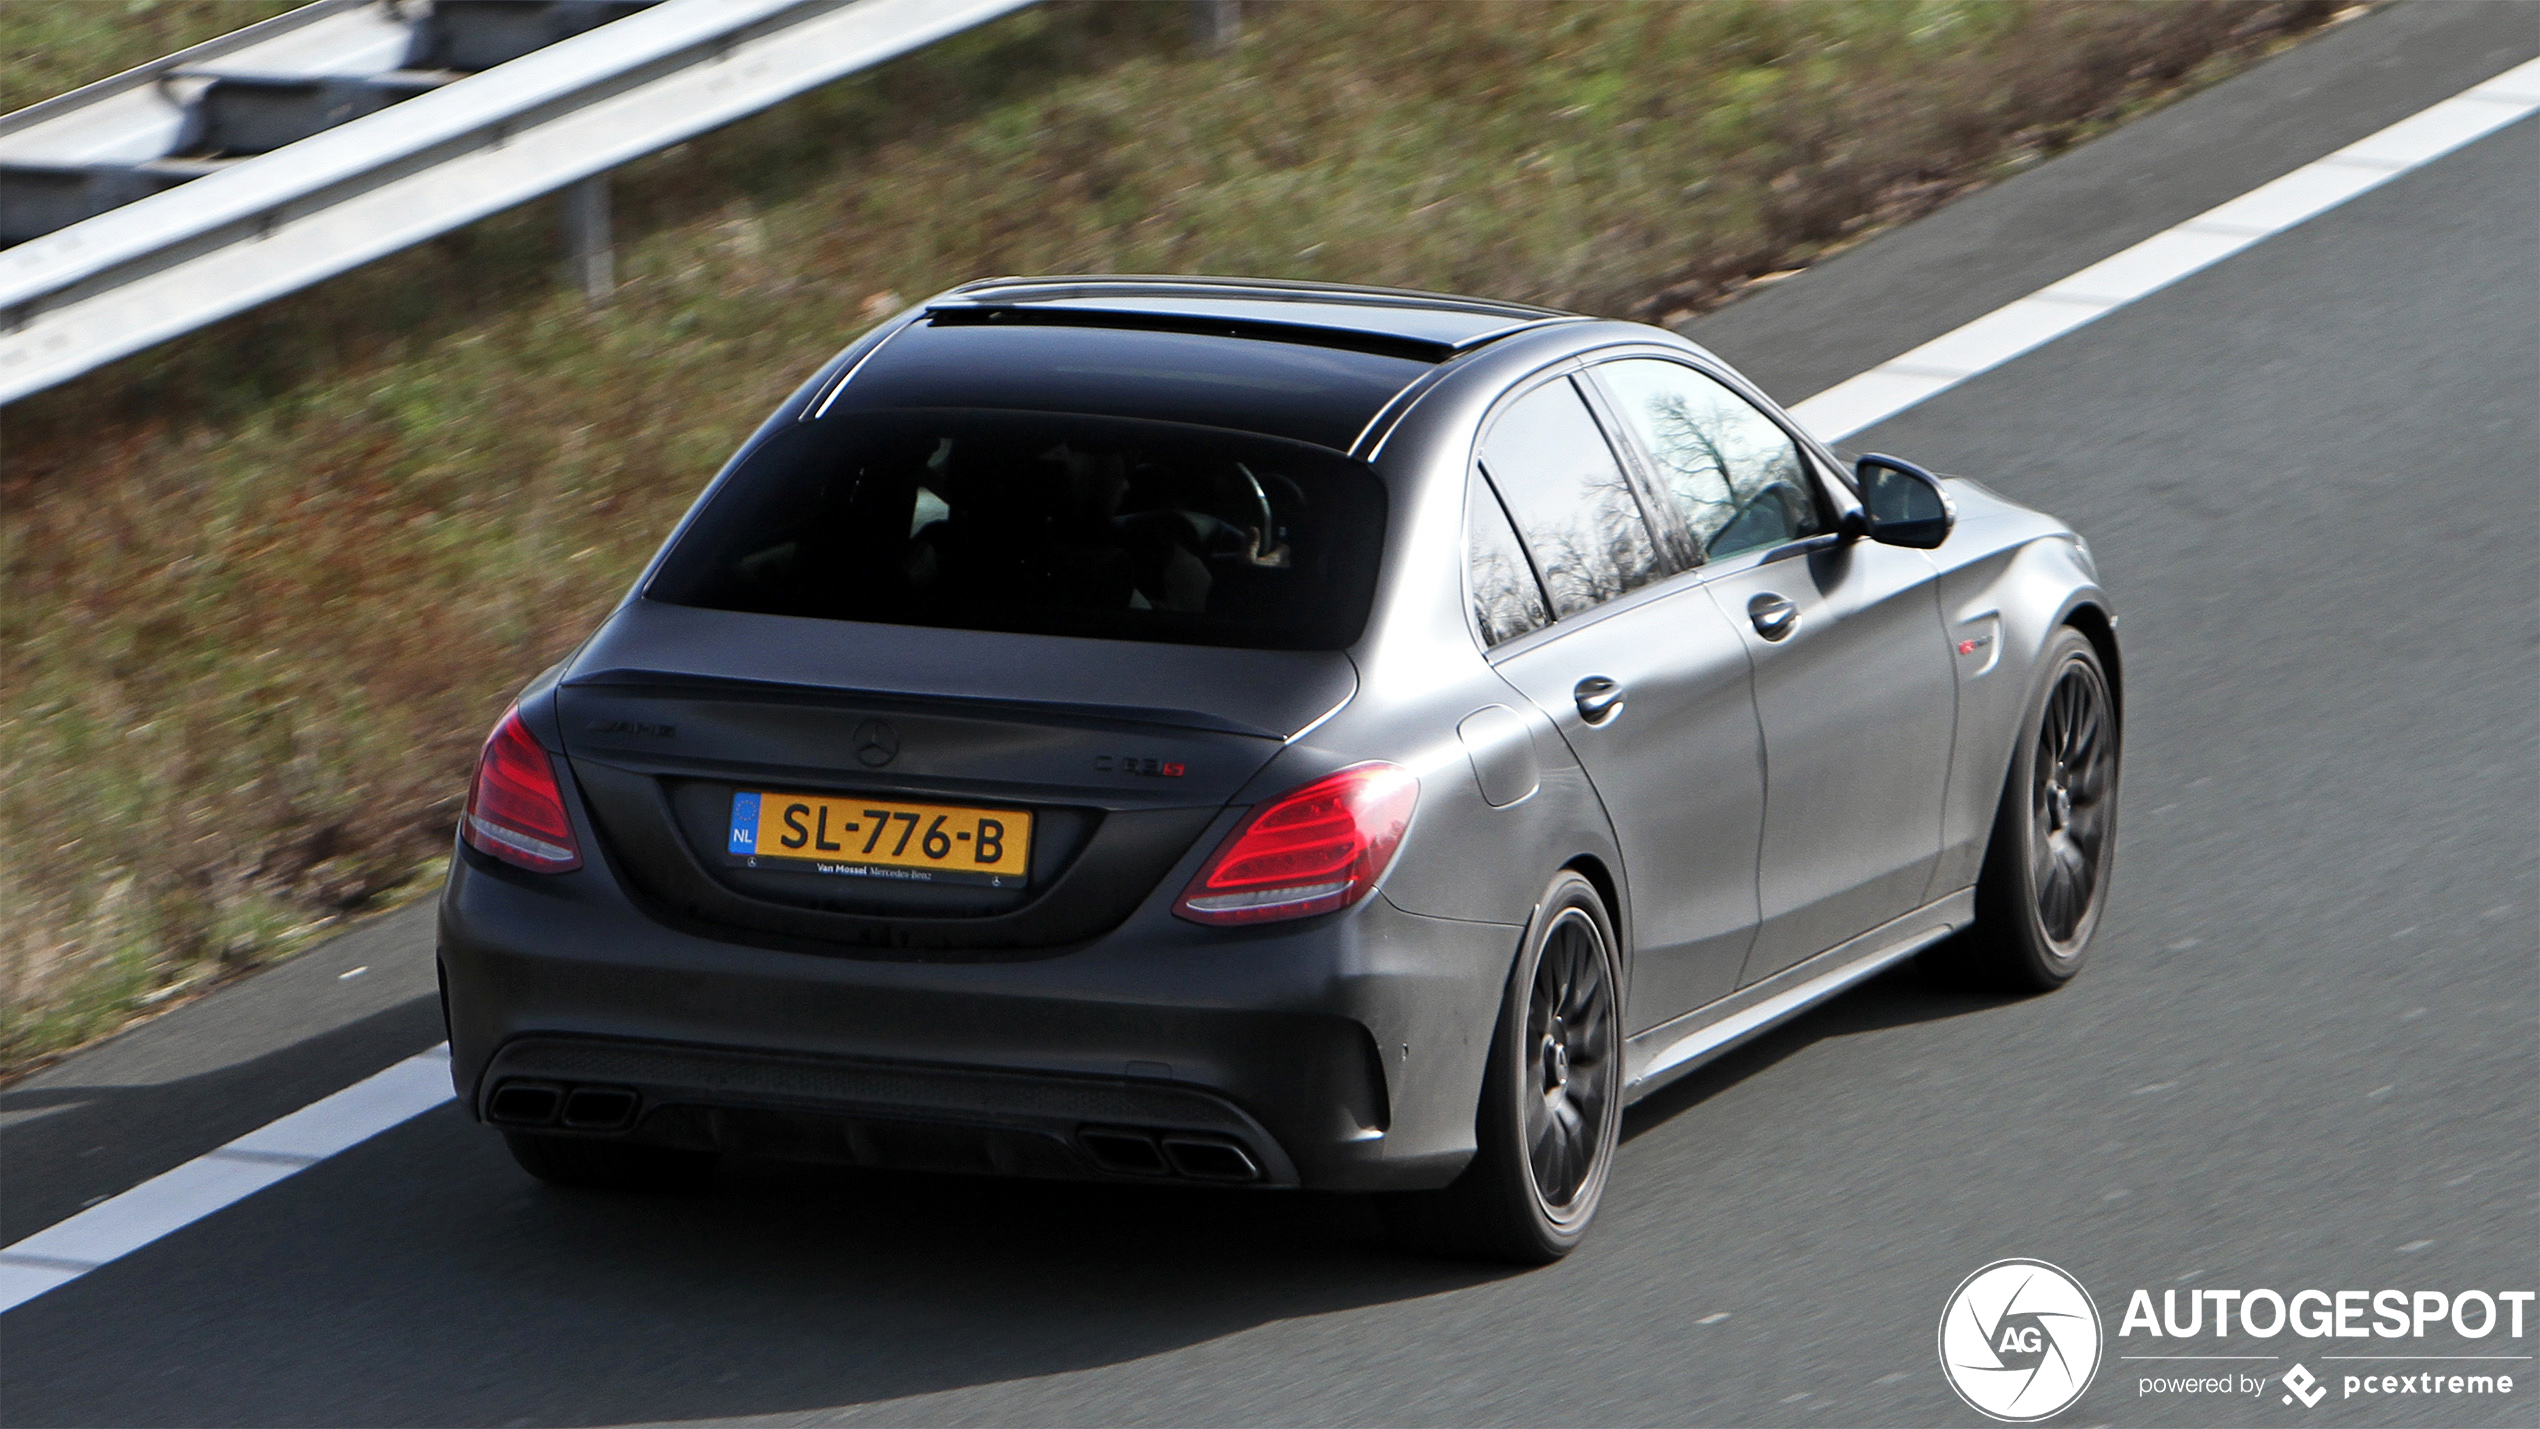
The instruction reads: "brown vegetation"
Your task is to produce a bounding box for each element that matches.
[1,0,302,114]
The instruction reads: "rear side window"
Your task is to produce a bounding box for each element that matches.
[1466,471,1551,647]
[1478,377,1667,619]
[1594,357,1822,562]
[647,409,1386,650]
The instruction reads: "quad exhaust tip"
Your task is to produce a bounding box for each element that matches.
[485,1079,639,1131]
[561,1086,639,1130]
[1077,1127,1260,1182]
[1160,1136,1260,1182]
[486,1080,563,1126]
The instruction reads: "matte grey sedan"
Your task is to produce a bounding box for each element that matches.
[438,276,2120,1262]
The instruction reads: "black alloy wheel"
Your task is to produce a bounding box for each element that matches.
[1377,870,1622,1263]
[1523,904,1615,1212]
[2031,657,2115,948]
[1935,626,2120,992]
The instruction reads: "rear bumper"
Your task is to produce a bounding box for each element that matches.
[436,847,1520,1192]
[479,1034,1300,1185]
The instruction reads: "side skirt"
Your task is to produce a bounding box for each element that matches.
[1623,887,1976,1102]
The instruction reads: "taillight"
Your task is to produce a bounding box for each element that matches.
[1174,762,1418,926]
[461,705,582,873]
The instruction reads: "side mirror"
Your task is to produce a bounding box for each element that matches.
[1854,454,1955,549]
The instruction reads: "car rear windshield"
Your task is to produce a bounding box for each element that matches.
[646,408,1388,650]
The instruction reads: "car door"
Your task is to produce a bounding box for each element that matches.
[1471,372,1766,1028]
[1585,355,1956,987]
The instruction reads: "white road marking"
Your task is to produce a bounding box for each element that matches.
[4,50,2539,1321]
[1789,55,2540,444]
[0,1047,452,1313]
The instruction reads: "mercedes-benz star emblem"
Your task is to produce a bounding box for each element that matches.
[852,719,899,768]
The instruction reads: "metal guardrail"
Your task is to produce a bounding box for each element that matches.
[0,0,1038,406]
[0,0,661,247]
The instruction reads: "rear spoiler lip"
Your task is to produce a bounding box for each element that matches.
[920,298,1588,363]
[561,667,1295,742]
[920,301,1461,364]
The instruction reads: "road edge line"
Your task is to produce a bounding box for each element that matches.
[1788,55,2540,443]
[0,1046,452,1313]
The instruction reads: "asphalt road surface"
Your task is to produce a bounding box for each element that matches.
[5,5,2534,1425]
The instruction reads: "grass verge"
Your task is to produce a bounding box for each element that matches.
[1,0,2343,1071]
[2,0,304,115]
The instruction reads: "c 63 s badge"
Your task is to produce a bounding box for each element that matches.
[1939,1259,2103,1421]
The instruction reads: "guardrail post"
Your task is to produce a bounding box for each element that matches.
[559,174,613,304]
[1192,0,1238,51]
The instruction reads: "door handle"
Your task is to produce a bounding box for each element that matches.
[1748,592,1800,642]
[1574,676,1625,724]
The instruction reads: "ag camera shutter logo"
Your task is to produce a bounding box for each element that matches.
[1939,1259,2104,1421]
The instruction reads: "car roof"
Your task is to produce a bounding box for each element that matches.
[821,277,1587,451]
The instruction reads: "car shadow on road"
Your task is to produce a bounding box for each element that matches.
[1620,949,2024,1141]
[2,1100,1511,1427]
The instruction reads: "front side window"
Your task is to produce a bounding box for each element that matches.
[1466,471,1551,647]
[1477,377,1668,619]
[646,408,1386,650]
[1594,357,1822,562]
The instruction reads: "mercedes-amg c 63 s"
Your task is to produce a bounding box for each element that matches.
[438,276,2120,1261]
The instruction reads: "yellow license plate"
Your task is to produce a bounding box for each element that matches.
[727,790,1031,886]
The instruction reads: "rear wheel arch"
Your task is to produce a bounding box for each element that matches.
[1378,866,1623,1261]
[1560,853,1628,1011]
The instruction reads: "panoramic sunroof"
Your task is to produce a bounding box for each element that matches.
[930,280,1567,356]
[829,316,1438,451]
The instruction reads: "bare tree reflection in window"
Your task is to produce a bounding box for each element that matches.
[1598,359,1819,560]
[1472,549,1543,644]
[1641,390,1736,554]
[1467,473,1550,646]
[1479,379,1669,622]
[1527,466,1669,616]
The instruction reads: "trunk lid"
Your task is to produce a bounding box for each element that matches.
[554,599,1354,956]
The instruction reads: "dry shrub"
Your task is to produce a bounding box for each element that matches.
[1641,0,2337,314]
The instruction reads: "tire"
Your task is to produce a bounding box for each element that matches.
[1930,626,2119,992]
[1377,870,1623,1263]
[502,1131,718,1192]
